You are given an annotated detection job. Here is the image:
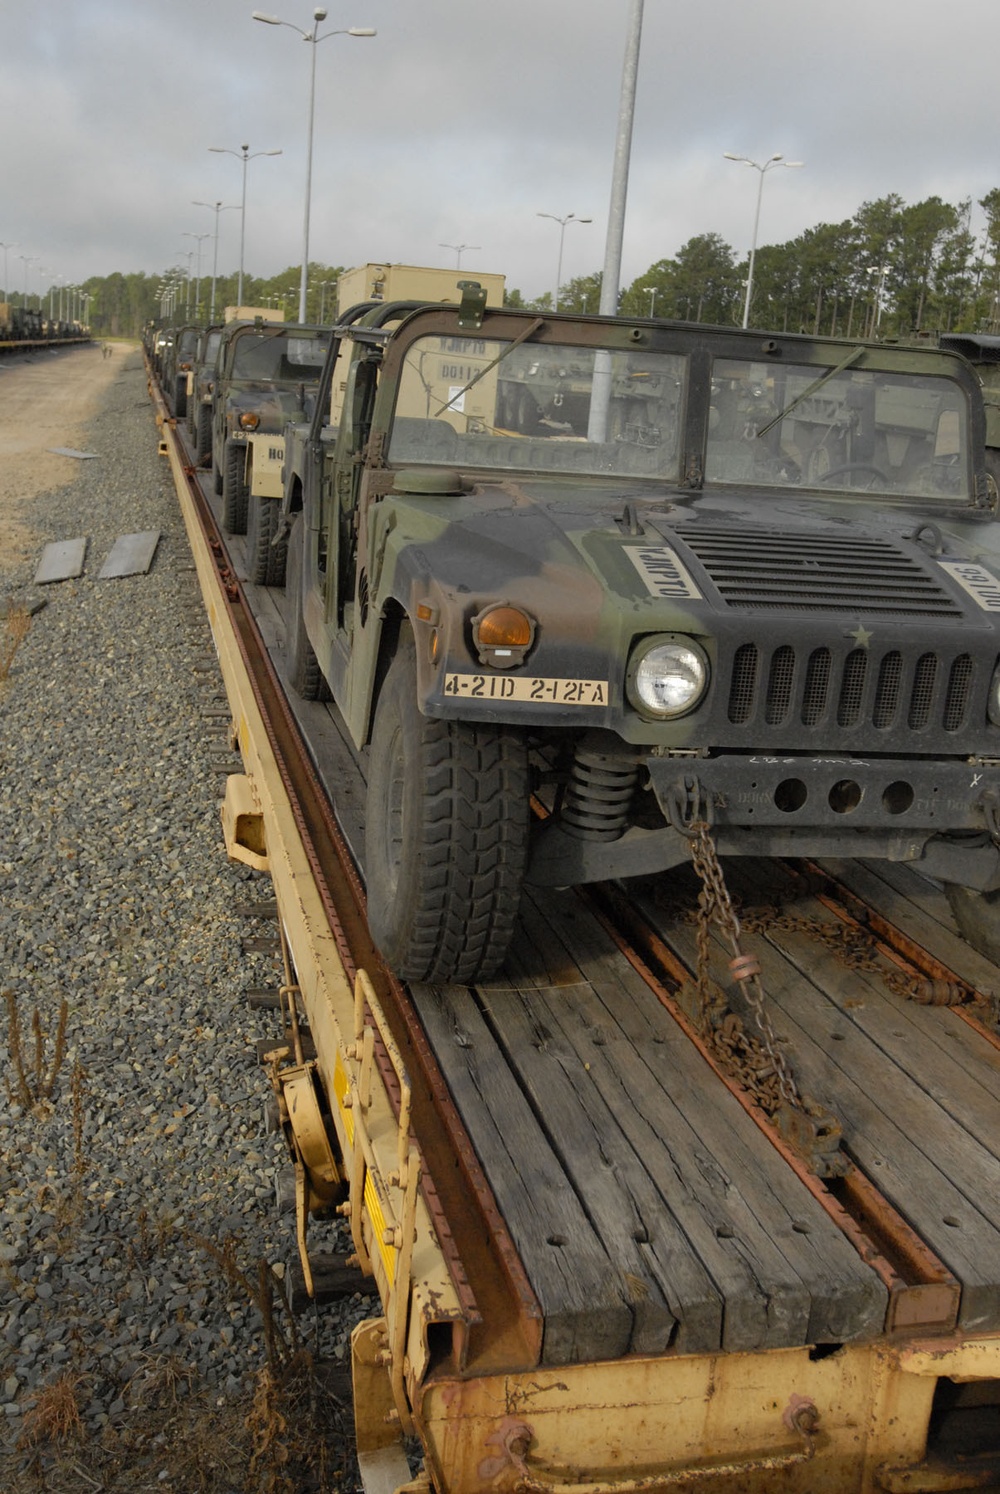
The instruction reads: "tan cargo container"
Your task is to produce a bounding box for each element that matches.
[223,305,285,324]
[336,263,505,315]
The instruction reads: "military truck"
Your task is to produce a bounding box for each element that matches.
[187,324,224,464]
[247,265,508,588]
[164,324,201,419]
[277,290,1000,983]
[210,318,331,535]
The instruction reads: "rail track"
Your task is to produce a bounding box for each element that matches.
[148,362,1000,1493]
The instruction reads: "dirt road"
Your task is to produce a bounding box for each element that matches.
[0,342,131,572]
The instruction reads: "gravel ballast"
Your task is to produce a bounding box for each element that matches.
[0,346,372,1491]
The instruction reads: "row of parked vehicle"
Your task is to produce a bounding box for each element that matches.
[146,308,332,558]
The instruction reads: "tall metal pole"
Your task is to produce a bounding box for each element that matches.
[0,242,17,303]
[724,153,803,328]
[194,200,240,322]
[588,0,644,441]
[252,12,375,325]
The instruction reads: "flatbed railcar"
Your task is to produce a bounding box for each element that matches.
[147,308,1000,1494]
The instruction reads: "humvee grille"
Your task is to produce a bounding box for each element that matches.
[680,527,963,617]
[728,644,977,734]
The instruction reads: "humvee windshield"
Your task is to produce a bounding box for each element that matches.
[705,357,970,501]
[388,335,685,480]
[231,331,332,382]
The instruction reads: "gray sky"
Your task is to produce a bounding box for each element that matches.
[2,0,998,305]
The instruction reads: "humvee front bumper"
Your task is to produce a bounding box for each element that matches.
[527,752,1000,891]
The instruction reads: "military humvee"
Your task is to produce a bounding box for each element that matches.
[279,291,1000,983]
[210,319,331,535]
[187,324,224,463]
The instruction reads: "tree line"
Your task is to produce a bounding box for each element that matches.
[527,189,1000,338]
[66,187,1000,340]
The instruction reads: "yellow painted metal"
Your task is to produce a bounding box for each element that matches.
[220,772,269,872]
[157,401,463,1408]
[410,1335,1000,1493]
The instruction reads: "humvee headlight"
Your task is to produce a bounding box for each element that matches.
[472,604,536,669]
[988,662,1000,726]
[628,637,708,718]
[240,411,261,431]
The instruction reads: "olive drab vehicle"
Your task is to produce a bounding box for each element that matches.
[210,317,331,546]
[280,287,1000,983]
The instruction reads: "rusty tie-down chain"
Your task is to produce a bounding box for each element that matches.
[686,819,849,1178]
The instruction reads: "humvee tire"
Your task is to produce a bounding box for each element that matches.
[284,517,326,699]
[221,438,248,533]
[174,377,187,420]
[247,490,287,587]
[365,634,529,985]
[196,405,212,465]
[944,884,1000,966]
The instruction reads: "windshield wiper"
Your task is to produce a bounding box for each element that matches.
[755,344,867,440]
[434,316,546,415]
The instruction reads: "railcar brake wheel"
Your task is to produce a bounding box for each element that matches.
[365,634,529,984]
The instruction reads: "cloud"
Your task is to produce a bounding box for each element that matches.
[3,0,999,304]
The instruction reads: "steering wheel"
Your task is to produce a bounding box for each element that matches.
[816,462,889,488]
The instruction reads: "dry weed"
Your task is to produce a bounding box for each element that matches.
[18,1371,86,1449]
[3,991,69,1109]
[0,604,30,685]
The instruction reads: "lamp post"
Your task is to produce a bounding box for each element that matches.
[537,213,592,311]
[183,231,211,322]
[207,143,282,306]
[439,242,480,270]
[865,263,890,336]
[252,9,376,324]
[0,242,17,303]
[724,151,803,329]
[193,199,241,322]
[17,254,37,309]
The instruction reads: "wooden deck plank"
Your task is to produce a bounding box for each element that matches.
[818,858,1000,995]
[411,977,634,1366]
[477,971,722,1355]
[640,872,1000,1331]
[521,891,887,1348]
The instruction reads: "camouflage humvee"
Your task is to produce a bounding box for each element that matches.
[210,320,331,536]
[279,291,1000,983]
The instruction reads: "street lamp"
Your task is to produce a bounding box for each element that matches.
[252,9,376,324]
[17,254,37,308]
[0,242,17,303]
[537,212,592,311]
[439,242,480,270]
[207,143,283,306]
[724,151,804,329]
[193,199,242,322]
[183,231,211,322]
[865,263,891,336]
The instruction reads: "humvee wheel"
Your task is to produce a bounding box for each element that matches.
[944,884,1000,965]
[196,405,212,465]
[174,378,187,420]
[247,491,288,587]
[365,636,529,984]
[284,517,326,699]
[221,438,248,533]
